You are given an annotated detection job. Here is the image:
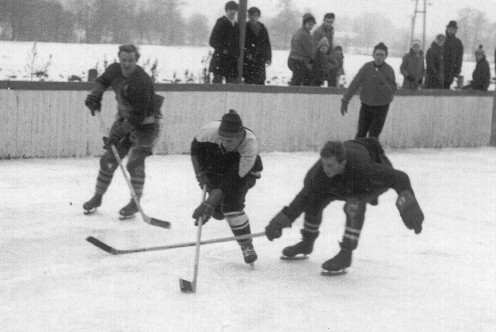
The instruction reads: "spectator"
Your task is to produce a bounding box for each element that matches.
[463,45,491,91]
[311,37,338,86]
[313,13,335,53]
[243,7,272,85]
[340,42,397,139]
[329,45,345,87]
[400,39,425,90]
[288,13,317,86]
[209,1,240,84]
[443,21,464,89]
[425,34,445,89]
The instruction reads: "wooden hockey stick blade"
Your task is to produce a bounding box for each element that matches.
[86,236,118,255]
[86,232,266,255]
[147,216,171,229]
[179,279,194,293]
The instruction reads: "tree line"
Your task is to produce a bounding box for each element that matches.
[0,0,494,56]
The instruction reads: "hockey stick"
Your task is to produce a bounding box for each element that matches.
[179,186,207,293]
[96,111,170,229]
[86,232,266,255]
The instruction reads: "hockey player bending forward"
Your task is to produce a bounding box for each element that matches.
[83,44,163,218]
[191,110,263,264]
[265,138,424,273]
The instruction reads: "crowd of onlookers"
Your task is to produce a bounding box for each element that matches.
[208,1,494,92]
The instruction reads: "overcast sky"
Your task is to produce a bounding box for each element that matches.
[182,0,496,35]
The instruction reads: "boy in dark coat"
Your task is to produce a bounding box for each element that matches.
[264,138,424,274]
[243,7,272,85]
[288,13,317,86]
[466,45,491,91]
[209,1,240,84]
[425,34,445,89]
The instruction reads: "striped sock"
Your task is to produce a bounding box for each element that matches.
[342,226,361,250]
[95,169,114,196]
[225,211,251,246]
[130,174,145,198]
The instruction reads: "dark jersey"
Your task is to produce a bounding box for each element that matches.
[305,139,413,199]
[191,121,263,179]
[94,63,161,126]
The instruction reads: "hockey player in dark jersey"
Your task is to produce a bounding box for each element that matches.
[83,44,163,218]
[191,110,263,264]
[265,138,424,274]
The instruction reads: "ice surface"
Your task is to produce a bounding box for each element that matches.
[0,148,495,331]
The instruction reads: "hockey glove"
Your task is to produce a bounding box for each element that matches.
[85,93,101,116]
[396,190,424,234]
[340,99,349,116]
[196,171,211,190]
[192,188,223,225]
[265,207,293,241]
[103,120,135,150]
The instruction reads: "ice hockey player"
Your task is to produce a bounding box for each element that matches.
[264,138,424,274]
[83,44,163,218]
[191,110,263,264]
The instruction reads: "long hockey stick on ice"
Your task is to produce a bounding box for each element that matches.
[179,185,207,293]
[86,232,266,255]
[96,111,170,229]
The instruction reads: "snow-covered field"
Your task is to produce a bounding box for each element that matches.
[1,41,492,88]
[1,148,495,331]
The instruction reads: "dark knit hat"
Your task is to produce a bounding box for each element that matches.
[218,109,244,137]
[446,20,458,29]
[373,42,388,56]
[303,13,316,25]
[225,1,239,11]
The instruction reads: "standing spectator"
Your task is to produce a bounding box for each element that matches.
[329,45,345,87]
[209,1,240,84]
[311,37,338,86]
[340,42,397,139]
[400,39,425,89]
[313,13,335,53]
[464,45,491,91]
[243,7,272,85]
[425,34,445,89]
[443,21,464,89]
[288,13,317,86]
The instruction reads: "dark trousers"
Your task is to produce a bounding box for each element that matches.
[356,103,390,138]
[288,57,312,86]
[212,73,238,84]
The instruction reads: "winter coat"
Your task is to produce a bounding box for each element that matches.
[400,49,425,89]
[312,24,334,54]
[443,33,464,82]
[243,21,272,84]
[311,50,339,85]
[342,61,397,106]
[289,27,316,65]
[470,56,491,91]
[425,42,444,89]
[209,16,240,78]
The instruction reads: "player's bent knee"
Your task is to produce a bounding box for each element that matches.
[100,152,118,172]
[344,199,365,218]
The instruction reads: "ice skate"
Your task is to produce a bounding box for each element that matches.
[321,247,352,276]
[281,230,318,260]
[83,194,102,215]
[119,199,139,220]
[241,243,257,265]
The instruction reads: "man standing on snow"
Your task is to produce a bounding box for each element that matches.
[191,110,263,264]
[340,42,397,139]
[443,20,464,89]
[83,44,163,219]
[264,138,424,274]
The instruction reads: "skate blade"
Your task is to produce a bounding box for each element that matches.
[280,255,309,261]
[83,208,97,215]
[119,214,136,220]
[321,269,348,276]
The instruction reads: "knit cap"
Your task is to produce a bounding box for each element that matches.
[218,110,244,137]
[475,45,485,56]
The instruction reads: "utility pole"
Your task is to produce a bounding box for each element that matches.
[410,0,428,53]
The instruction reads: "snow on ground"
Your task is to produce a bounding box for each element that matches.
[0,148,495,331]
[1,41,492,88]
